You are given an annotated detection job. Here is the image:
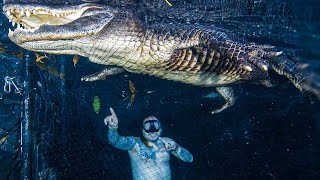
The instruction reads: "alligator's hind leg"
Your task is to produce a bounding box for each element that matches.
[81,67,124,82]
[211,87,236,114]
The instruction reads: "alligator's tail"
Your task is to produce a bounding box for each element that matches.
[270,55,320,100]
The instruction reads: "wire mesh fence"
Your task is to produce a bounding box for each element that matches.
[0,0,319,179]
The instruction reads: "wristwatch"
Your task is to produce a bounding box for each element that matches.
[173,145,180,152]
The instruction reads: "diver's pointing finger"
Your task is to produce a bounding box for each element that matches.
[110,108,116,117]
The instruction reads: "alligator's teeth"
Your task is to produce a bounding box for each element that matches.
[12,21,15,27]
[56,14,60,17]
[6,10,10,16]
[9,19,11,22]
[32,10,36,14]
[26,10,31,17]
[17,24,20,29]
[20,10,25,16]
[9,28,12,33]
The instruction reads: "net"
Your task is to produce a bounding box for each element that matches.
[0,0,319,179]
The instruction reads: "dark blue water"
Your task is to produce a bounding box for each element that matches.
[0,0,319,179]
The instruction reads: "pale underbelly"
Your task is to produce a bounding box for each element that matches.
[128,67,241,87]
[89,56,241,87]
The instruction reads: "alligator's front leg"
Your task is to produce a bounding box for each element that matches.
[81,67,124,82]
[211,87,235,114]
[198,28,282,71]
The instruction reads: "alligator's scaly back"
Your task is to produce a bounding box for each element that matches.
[2,1,319,114]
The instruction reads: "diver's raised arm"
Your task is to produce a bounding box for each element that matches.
[161,137,193,163]
[105,108,136,150]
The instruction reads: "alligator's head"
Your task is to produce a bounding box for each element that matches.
[3,2,116,54]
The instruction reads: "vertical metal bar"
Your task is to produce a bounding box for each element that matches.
[21,51,33,180]
[59,56,68,146]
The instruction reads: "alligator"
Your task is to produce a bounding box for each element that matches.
[2,1,320,113]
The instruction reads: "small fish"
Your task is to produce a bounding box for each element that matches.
[73,55,79,67]
[93,96,101,114]
[35,53,47,63]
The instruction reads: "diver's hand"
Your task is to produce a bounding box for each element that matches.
[104,108,118,129]
[161,138,178,151]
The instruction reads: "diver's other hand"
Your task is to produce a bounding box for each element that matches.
[162,138,178,151]
[104,108,118,129]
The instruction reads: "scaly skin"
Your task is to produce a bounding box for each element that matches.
[69,17,278,87]
[2,3,319,113]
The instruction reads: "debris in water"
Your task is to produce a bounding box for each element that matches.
[203,91,219,99]
[0,45,5,53]
[35,61,65,80]
[93,96,101,114]
[127,94,136,108]
[164,0,172,6]
[73,55,79,67]
[127,80,136,108]
[129,80,136,94]
[0,134,9,144]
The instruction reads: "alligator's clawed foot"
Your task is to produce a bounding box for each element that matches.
[248,57,268,71]
[247,47,282,72]
[81,67,124,82]
[211,87,236,114]
[204,33,283,73]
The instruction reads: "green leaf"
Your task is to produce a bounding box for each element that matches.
[93,96,101,114]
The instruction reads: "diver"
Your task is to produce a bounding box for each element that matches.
[104,108,193,180]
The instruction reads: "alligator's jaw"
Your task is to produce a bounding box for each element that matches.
[3,3,115,54]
